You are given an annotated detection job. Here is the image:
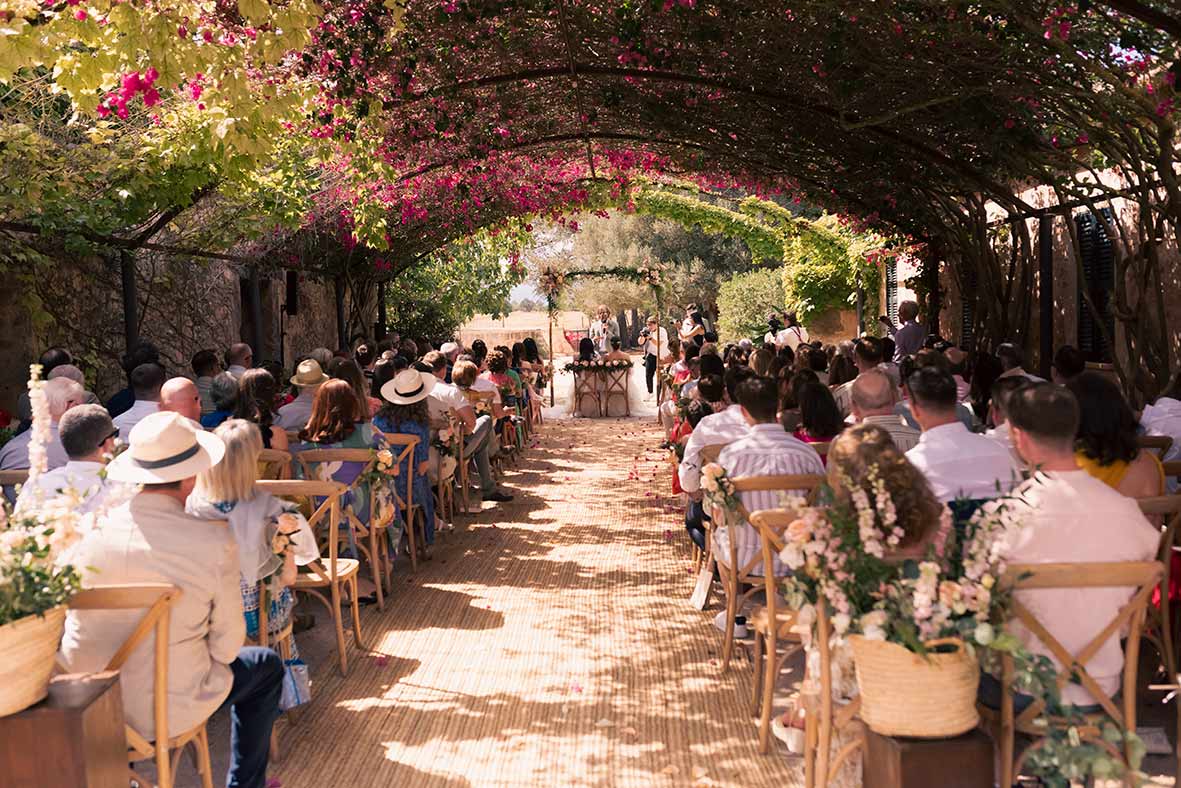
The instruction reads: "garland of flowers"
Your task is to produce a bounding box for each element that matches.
[539,264,666,316]
[563,359,634,373]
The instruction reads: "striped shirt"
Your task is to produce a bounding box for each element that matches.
[678,404,749,493]
[861,414,920,452]
[714,424,825,576]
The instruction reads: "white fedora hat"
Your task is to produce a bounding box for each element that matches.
[381,369,436,405]
[107,411,226,484]
[290,359,329,387]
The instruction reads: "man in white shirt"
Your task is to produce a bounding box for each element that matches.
[997,342,1045,382]
[679,366,757,548]
[160,377,203,425]
[0,377,84,475]
[1142,385,1181,492]
[775,311,809,352]
[642,315,669,397]
[224,343,253,380]
[850,369,920,451]
[999,383,1159,708]
[715,376,824,577]
[276,359,327,430]
[16,404,124,514]
[905,366,1020,502]
[112,362,164,441]
[191,349,222,415]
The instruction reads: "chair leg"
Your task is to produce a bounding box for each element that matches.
[750,630,765,714]
[759,634,778,755]
[269,726,281,764]
[349,576,364,648]
[330,581,348,676]
[405,511,419,572]
[721,576,738,671]
[369,525,385,612]
[804,702,817,788]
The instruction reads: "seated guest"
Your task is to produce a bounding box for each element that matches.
[482,350,518,400]
[452,359,513,504]
[47,364,101,407]
[1067,372,1164,499]
[16,347,78,429]
[189,419,317,654]
[201,372,239,430]
[113,362,165,441]
[296,379,371,451]
[160,377,202,424]
[1,377,84,472]
[944,346,971,402]
[234,369,289,451]
[878,337,900,387]
[850,369,920,451]
[695,373,726,409]
[59,412,283,787]
[968,350,1004,425]
[1050,345,1086,385]
[679,366,757,549]
[828,343,857,388]
[603,337,631,364]
[276,359,327,430]
[192,349,222,415]
[329,357,381,418]
[714,376,824,578]
[998,383,1158,708]
[997,342,1044,382]
[1141,376,1181,491]
[793,381,844,452]
[458,354,506,420]
[905,366,1020,502]
[983,376,1029,462]
[750,347,775,377]
[106,341,160,418]
[833,336,883,416]
[778,369,818,433]
[376,369,440,544]
[16,404,122,513]
[896,350,977,431]
[804,346,830,386]
[225,343,253,379]
[354,342,376,376]
[827,422,947,559]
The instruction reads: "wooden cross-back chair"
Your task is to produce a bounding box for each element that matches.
[803,603,865,788]
[1139,496,1181,682]
[1165,461,1181,484]
[686,443,727,577]
[374,432,425,572]
[296,448,391,608]
[748,508,808,754]
[979,560,1163,788]
[1138,434,1175,458]
[600,366,630,417]
[571,369,602,418]
[808,441,831,458]
[0,469,29,486]
[258,448,293,480]
[257,480,361,676]
[463,389,505,474]
[430,416,457,527]
[709,473,825,671]
[66,583,214,788]
[252,580,296,764]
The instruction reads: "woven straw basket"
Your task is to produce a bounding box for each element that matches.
[0,606,67,717]
[849,635,980,738]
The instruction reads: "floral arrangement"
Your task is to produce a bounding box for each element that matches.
[538,267,567,312]
[636,264,663,289]
[431,425,458,458]
[699,463,739,513]
[563,359,633,373]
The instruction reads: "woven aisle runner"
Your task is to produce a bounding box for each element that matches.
[269,419,803,787]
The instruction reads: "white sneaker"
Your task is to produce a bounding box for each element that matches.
[713,610,729,632]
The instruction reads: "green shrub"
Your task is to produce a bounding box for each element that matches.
[717,267,784,343]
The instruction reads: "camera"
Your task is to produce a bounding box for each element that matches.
[639,327,651,338]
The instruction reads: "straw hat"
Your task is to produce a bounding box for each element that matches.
[440,342,460,356]
[290,359,329,387]
[107,411,225,484]
[381,369,436,405]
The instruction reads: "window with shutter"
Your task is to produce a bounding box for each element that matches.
[885,258,899,325]
[960,266,977,351]
[1074,209,1115,363]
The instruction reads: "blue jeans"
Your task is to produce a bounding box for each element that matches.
[464,415,496,495]
[222,647,283,788]
[685,499,709,550]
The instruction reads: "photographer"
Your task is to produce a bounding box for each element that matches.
[641,316,669,398]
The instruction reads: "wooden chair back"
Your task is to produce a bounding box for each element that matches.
[374,433,422,568]
[0,468,29,488]
[1138,496,1181,679]
[999,561,1163,730]
[68,583,182,787]
[570,369,601,416]
[723,474,824,577]
[1165,461,1181,483]
[258,448,293,480]
[809,441,831,457]
[698,443,726,465]
[257,480,345,582]
[1138,435,1175,458]
[600,366,630,416]
[747,508,801,627]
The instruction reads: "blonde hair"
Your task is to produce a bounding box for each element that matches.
[195,418,262,503]
[452,360,478,388]
[826,423,942,548]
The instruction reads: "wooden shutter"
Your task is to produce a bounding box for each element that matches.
[1075,209,1115,363]
[885,258,899,325]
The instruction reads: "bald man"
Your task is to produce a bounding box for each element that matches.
[160,377,203,424]
[850,368,920,451]
[225,343,253,379]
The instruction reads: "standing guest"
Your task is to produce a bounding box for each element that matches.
[113,363,165,441]
[329,358,381,418]
[192,349,222,415]
[59,412,284,788]
[1067,372,1164,499]
[202,373,239,430]
[106,341,160,418]
[792,381,844,456]
[376,369,439,545]
[998,383,1159,708]
[764,314,784,348]
[589,305,618,355]
[713,376,824,586]
[775,311,809,352]
[160,377,203,424]
[679,305,706,348]
[850,369,920,452]
[983,376,1030,461]
[997,342,1044,382]
[1050,345,1086,385]
[905,366,1020,503]
[678,366,757,548]
[642,316,670,397]
[234,369,289,451]
[15,403,119,514]
[189,419,317,654]
[879,300,927,360]
[225,343,253,380]
[276,360,328,430]
[1,378,83,473]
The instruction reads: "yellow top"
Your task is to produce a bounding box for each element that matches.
[1075,450,1164,491]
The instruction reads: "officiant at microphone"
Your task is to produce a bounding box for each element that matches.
[589,304,619,355]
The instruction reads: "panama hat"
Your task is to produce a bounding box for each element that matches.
[290,359,329,387]
[440,341,460,356]
[106,411,225,484]
[381,369,436,405]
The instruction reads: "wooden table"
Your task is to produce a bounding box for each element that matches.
[0,671,128,788]
[863,728,994,788]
